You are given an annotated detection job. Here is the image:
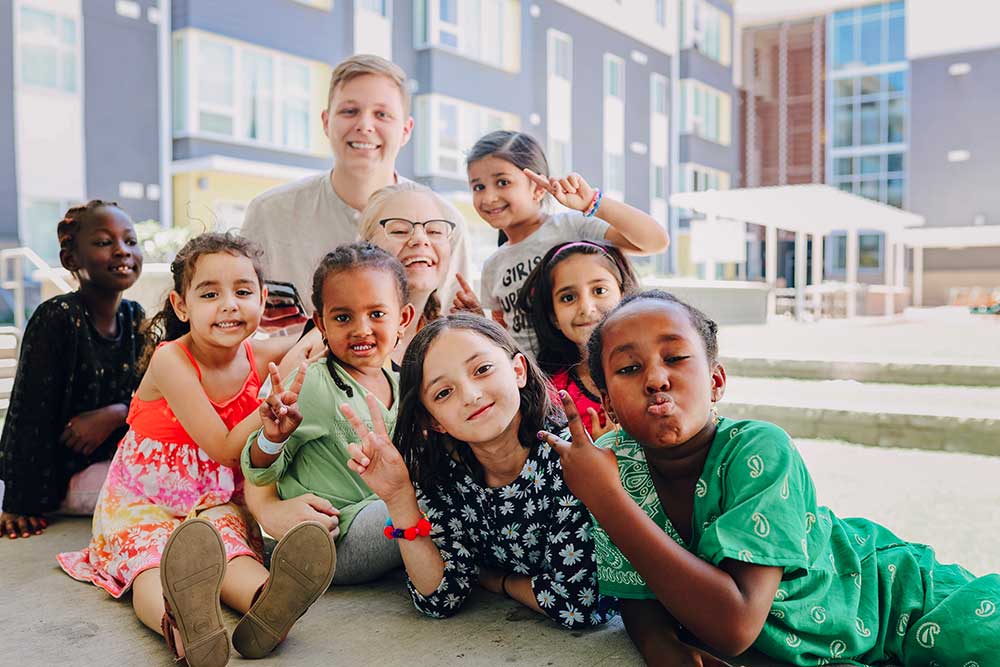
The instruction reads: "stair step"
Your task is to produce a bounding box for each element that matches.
[721,356,1000,387]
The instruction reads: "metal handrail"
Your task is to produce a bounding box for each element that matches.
[0,247,74,330]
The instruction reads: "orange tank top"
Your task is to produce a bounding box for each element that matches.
[127,340,262,445]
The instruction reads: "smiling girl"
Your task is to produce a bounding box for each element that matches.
[0,201,145,539]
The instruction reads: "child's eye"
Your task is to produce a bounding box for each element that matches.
[665,355,690,364]
[200,291,217,299]
[94,239,111,246]
[472,183,484,192]
[334,314,350,323]
[615,364,640,375]
[236,289,254,297]
[126,238,138,246]
[434,387,452,401]
[371,311,386,319]
[376,110,390,119]
[594,286,609,296]
[558,293,575,304]
[474,363,493,376]
[497,178,510,187]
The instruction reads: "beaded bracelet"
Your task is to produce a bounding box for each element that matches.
[383,514,432,540]
[584,189,603,218]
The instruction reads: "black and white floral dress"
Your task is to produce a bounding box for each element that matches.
[408,436,615,628]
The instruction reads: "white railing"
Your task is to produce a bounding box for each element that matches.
[1,247,74,330]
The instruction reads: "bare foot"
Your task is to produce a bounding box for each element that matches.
[1,511,48,538]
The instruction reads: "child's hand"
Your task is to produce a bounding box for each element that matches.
[1,511,47,539]
[450,273,485,316]
[587,407,617,440]
[524,169,597,214]
[540,391,623,509]
[61,405,126,455]
[259,362,306,444]
[341,395,413,503]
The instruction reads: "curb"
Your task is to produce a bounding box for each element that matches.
[720,357,1000,387]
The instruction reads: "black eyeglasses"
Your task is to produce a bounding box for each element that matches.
[379,218,456,240]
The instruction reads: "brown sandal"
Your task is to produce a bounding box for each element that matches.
[160,518,230,667]
[231,521,336,659]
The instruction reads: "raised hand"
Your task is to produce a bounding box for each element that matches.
[451,273,485,316]
[524,169,597,214]
[259,361,307,444]
[341,394,413,502]
[539,391,622,508]
[587,407,617,440]
[60,404,127,456]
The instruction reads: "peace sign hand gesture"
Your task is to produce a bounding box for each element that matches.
[259,361,307,444]
[341,394,413,503]
[524,169,597,214]
[539,391,622,509]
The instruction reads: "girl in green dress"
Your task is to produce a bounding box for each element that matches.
[540,289,1000,666]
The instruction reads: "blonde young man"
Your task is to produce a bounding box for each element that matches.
[242,55,470,315]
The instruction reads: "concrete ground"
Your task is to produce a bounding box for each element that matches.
[719,307,1000,365]
[3,439,998,666]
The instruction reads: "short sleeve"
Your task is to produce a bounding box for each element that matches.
[478,257,501,311]
[551,211,611,244]
[695,422,815,572]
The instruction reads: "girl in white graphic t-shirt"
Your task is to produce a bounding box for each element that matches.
[451,130,668,355]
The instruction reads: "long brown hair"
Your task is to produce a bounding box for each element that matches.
[393,314,563,491]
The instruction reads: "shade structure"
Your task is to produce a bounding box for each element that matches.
[669,185,926,319]
[670,184,925,234]
[898,225,1000,306]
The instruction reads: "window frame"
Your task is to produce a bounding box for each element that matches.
[16,4,80,94]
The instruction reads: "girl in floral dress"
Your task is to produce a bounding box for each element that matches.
[341,313,615,628]
[58,233,335,667]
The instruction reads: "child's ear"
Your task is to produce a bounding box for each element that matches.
[512,352,528,389]
[260,284,268,306]
[428,416,447,434]
[59,247,79,274]
[168,290,188,323]
[600,391,618,424]
[710,362,727,403]
[312,310,327,338]
[398,302,416,334]
[531,179,547,203]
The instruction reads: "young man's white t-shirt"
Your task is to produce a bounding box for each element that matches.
[242,171,470,315]
[479,211,610,356]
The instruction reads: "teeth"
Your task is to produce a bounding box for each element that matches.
[215,322,241,329]
[351,344,374,351]
[349,142,378,149]
[403,258,433,266]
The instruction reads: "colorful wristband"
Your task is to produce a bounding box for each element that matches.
[383,514,432,540]
[584,189,603,217]
[256,431,287,456]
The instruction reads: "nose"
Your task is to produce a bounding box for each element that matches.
[407,224,431,245]
[354,110,375,133]
[221,291,239,312]
[577,293,599,317]
[112,239,129,256]
[354,315,374,336]
[458,378,482,407]
[644,362,671,394]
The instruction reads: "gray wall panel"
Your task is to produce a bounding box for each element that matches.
[173,138,332,171]
[0,2,18,242]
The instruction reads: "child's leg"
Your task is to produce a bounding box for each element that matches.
[132,568,168,634]
[220,555,268,612]
[332,500,402,585]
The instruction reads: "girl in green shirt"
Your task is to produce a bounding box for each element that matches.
[540,290,1000,666]
[242,242,415,585]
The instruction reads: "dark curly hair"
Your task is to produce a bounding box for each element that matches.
[587,290,719,392]
[518,240,638,374]
[141,232,264,369]
[57,200,126,268]
[393,314,563,490]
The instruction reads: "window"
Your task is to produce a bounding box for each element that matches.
[174,32,318,151]
[680,80,731,145]
[549,139,571,178]
[549,31,572,82]
[652,74,668,115]
[830,152,905,208]
[681,0,731,65]
[652,164,666,199]
[414,95,519,179]
[18,6,78,93]
[829,232,882,271]
[358,0,389,16]
[604,55,624,99]
[681,164,730,193]
[655,0,666,27]
[830,1,906,72]
[604,152,625,194]
[414,0,519,72]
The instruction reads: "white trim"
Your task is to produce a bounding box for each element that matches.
[172,131,324,158]
[170,156,323,181]
[901,225,1000,249]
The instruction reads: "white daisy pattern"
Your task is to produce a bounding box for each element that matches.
[405,437,613,628]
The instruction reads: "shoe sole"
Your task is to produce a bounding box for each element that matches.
[231,521,336,659]
[160,518,229,667]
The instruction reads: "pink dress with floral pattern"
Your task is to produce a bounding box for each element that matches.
[57,341,264,598]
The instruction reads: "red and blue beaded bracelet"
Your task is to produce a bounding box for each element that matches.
[384,514,432,540]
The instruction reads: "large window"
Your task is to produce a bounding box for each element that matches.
[829,232,883,271]
[548,31,572,82]
[681,163,731,192]
[414,95,519,179]
[604,54,624,100]
[17,6,78,93]
[414,0,519,72]
[21,198,69,264]
[680,0,732,65]
[604,152,625,194]
[174,32,319,152]
[831,71,906,149]
[680,80,731,145]
[830,1,905,71]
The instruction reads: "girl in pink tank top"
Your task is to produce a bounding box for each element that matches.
[59,233,334,666]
